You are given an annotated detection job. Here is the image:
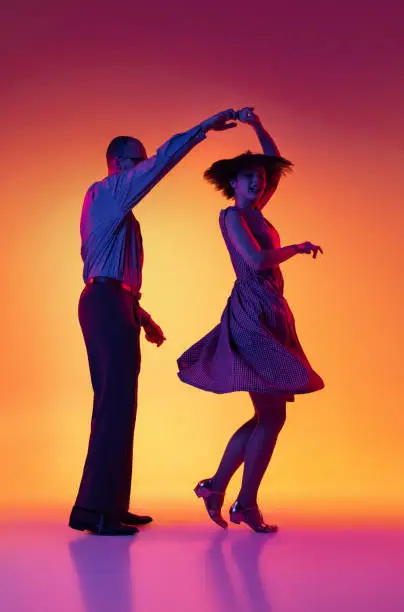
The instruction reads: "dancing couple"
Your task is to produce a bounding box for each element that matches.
[69,107,324,536]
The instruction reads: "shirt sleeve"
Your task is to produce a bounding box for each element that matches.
[108,124,207,217]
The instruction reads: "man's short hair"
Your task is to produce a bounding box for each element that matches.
[106,136,147,166]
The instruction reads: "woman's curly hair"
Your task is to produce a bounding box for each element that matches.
[203,151,293,199]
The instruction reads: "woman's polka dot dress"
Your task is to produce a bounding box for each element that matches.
[177,206,324,401]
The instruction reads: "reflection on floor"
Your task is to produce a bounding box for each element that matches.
[0,518,403,611]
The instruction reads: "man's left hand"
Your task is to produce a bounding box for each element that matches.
[143,318,166,347]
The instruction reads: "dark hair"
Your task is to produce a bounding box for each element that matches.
[106,136,132,165]
[203,151,293,199]
[106,136,147,166]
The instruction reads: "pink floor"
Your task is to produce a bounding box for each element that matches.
[0,520,403,611]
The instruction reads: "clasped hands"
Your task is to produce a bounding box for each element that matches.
[200,106,261,132]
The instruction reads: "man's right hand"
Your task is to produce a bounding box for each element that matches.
[237,106,260,125]
[201,109,238,132]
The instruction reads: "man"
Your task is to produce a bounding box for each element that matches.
[69,109,238,535]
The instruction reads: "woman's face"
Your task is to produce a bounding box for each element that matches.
[231,166,267,206]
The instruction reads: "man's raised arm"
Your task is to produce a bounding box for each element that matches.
[112,109,237,216]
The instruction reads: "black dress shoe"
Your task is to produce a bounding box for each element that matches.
[69,506,138,536]
[121,511,153,526]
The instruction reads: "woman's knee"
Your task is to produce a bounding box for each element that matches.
[273,405,287,433]
[250,393,287,432]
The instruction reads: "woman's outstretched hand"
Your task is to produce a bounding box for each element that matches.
[201,109,238,132]
[236,107,260,125]
[296,242,324,259]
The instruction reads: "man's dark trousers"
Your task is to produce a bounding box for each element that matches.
[74,280,141,516]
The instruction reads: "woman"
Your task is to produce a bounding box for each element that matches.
[177,107,324,533]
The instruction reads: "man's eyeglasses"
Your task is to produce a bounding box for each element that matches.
[126,157,145,164]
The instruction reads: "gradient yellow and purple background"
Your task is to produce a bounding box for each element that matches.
[1,0,403,525]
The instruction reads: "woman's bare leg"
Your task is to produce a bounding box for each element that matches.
[237,393,286,507]
[210,418,257,494]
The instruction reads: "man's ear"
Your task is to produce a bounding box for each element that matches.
[229,178,236,189]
